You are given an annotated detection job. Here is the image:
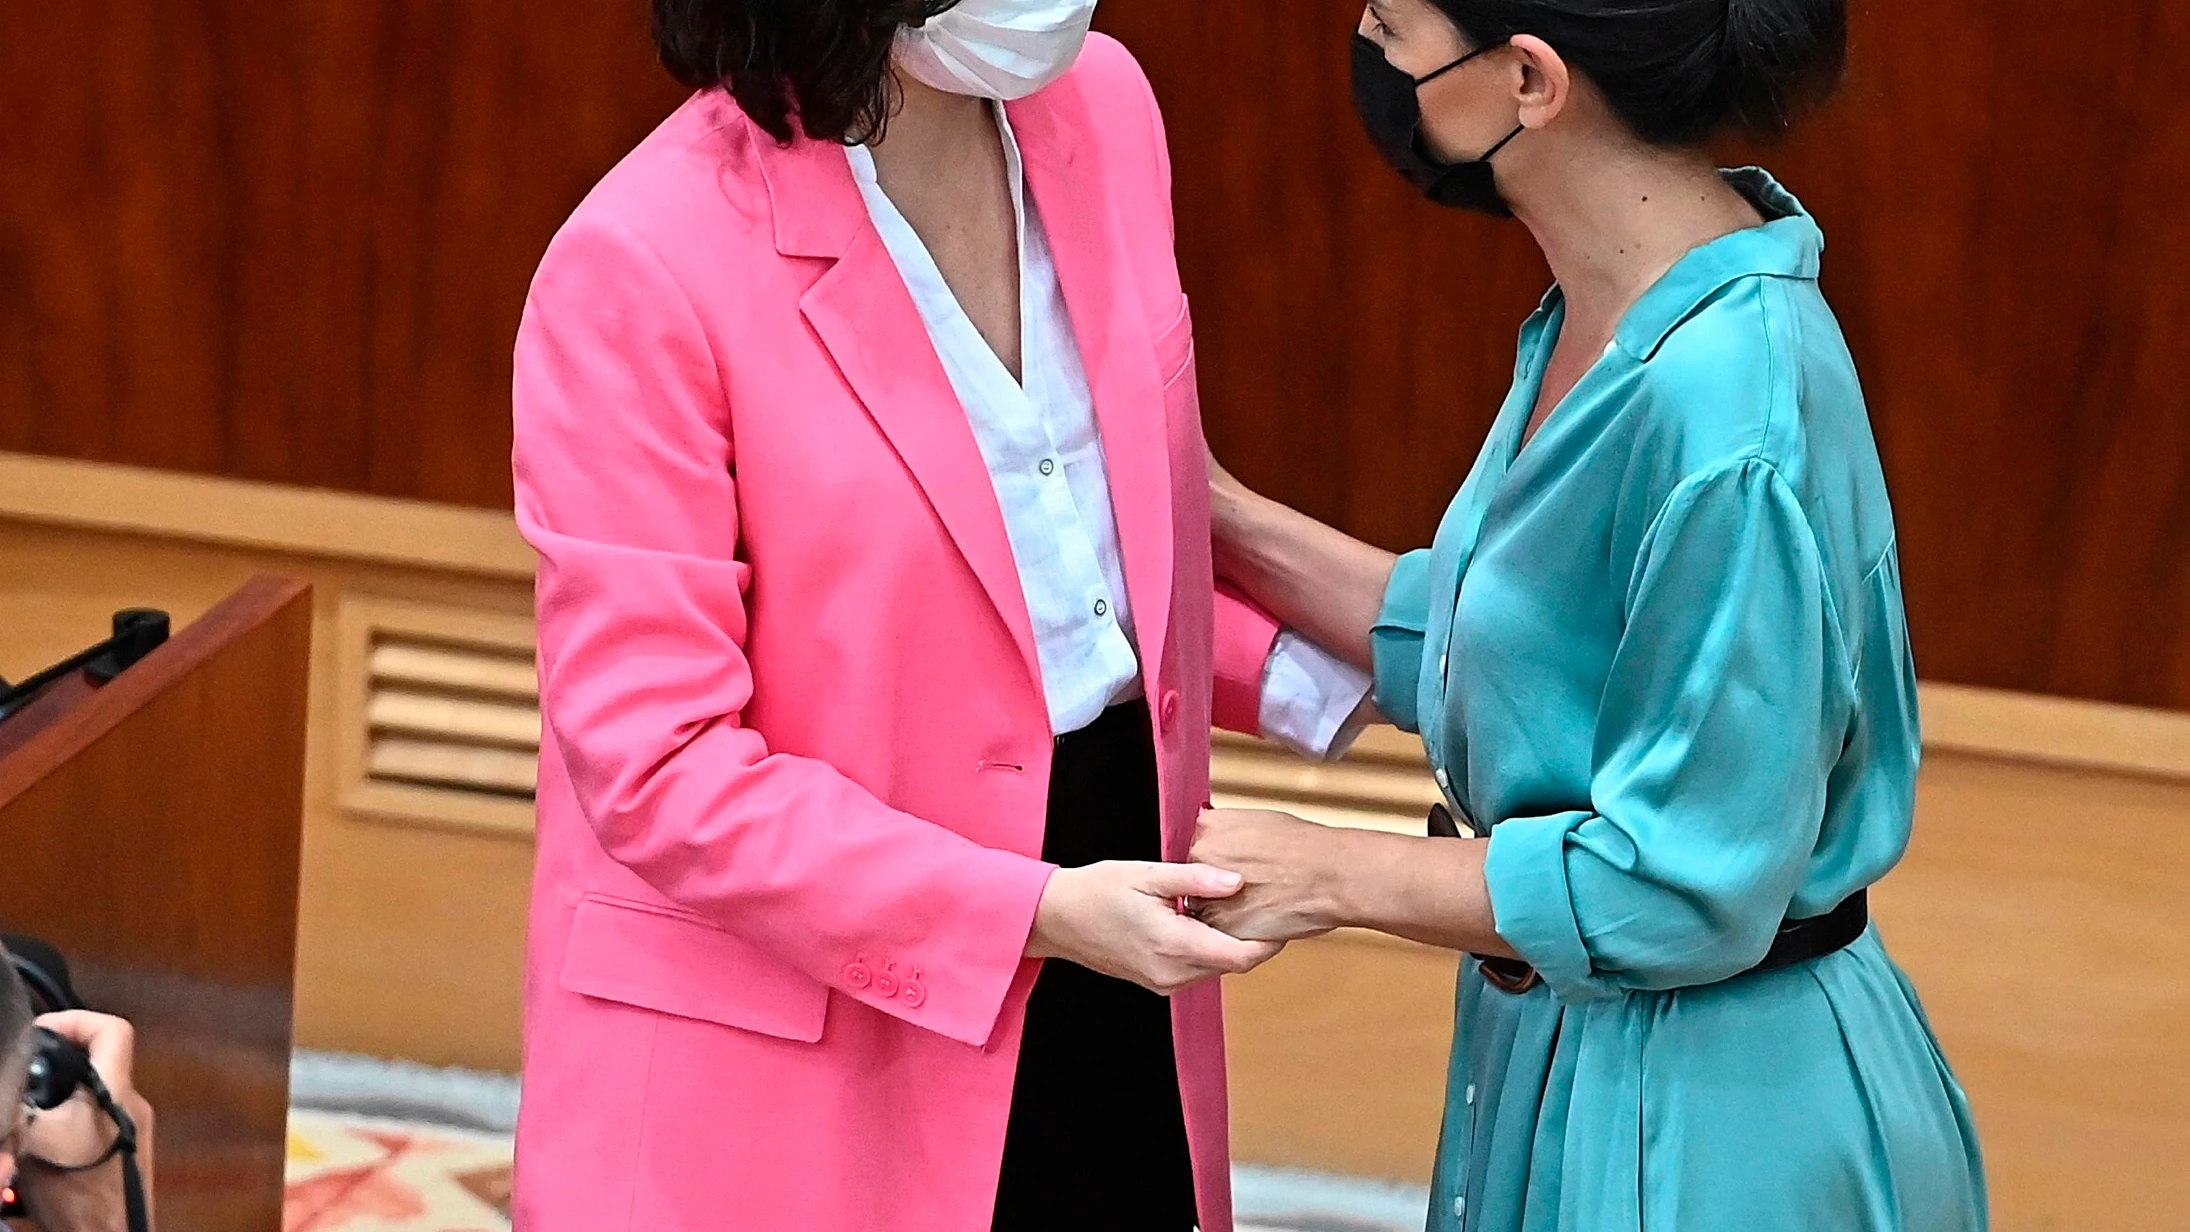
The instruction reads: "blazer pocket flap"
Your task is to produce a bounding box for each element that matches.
[559,896,827,1042]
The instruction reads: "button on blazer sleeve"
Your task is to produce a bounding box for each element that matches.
[513,217,1056,1049]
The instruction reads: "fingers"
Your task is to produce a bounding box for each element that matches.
[34,1011,136,1090]
[1194,891,1332,945]
[1138,931,1286,995]
[1136,861,1246,902]
[1156,913,1282,976]
[1052,863,1286,996]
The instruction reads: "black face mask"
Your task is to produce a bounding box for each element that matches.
[1350,32,1526,217]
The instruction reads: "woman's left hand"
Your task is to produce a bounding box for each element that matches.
[1188,808,1348,943]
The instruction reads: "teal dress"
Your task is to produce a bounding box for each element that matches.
[1370,170,1987,1232]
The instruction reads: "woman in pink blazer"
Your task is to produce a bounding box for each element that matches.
[509,3,1368,1229]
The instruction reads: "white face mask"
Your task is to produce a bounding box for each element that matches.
[892,0,1100,101]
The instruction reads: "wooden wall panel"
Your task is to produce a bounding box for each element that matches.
[0,1,687,508]
[4,1,2187,709]
[0,466,539,1074]
[1098,0,2190,712]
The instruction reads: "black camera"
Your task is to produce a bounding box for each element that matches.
[23,1027,97,1113]
[6,935,95,1110]
[2,937,148,1232]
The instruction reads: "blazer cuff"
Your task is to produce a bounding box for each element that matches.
[1213,583,1283,734]
[842,849,1058,1048]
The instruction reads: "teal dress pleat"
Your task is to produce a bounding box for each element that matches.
[1369,169,1987,1232]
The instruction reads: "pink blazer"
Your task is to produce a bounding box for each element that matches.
[510,36,1279,1232]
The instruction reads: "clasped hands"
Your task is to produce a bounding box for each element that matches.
[1026,807,1346,996]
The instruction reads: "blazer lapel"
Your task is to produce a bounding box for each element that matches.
[755,132,1044,697]
[1010,97,1177,690]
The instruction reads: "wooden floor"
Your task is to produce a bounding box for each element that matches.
[1225,931,1459,1183]
[1881,751,2190,1231]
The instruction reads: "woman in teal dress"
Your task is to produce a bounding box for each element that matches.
[1189,0,1988,1227]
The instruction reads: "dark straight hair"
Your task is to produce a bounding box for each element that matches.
[1428,0,1848,145]
[653,0,962,145]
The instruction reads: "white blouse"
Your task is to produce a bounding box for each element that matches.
[847,107,1368,754]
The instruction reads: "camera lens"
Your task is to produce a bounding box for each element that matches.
[23,1027,90,1111]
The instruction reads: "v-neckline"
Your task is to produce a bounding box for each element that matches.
[1504,299,1568,471]
[1501,300,1627,474]
[848,103,1036,399]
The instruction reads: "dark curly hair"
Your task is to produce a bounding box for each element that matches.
[654,0,963,145]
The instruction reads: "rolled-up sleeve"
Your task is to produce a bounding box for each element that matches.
[1369,549,1435,734]
[1484,460,1848,1002]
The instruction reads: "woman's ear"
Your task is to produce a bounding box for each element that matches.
[1507,34,1572,130]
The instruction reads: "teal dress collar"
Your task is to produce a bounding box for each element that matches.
[1614,167,1825,359]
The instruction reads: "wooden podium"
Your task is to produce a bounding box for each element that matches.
[0,577,311,1231]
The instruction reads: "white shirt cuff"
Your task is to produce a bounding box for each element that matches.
[1257,630,1375,761]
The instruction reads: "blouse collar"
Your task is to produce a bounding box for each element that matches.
[1611,167,1825,361]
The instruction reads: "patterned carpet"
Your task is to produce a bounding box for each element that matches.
[284,1053,1428,1232]
[287,1110,512,1231]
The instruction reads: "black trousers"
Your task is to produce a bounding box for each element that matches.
[990,700,1200,1231]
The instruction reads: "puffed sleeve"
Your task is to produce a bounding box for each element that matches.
[1482,460,1851,1001]
[1369,549,1436,734]
[515,218,1055,1048]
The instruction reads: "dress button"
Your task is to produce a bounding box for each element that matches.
[1465,1083,1476,1105]
[900,980,927,1008]
[1038,458,1057,476]
[1453,1194,1467,1219]
[1159,689,1182,731]
[844,962,872,990]
[1093,598,1109,618]
[874,971,898,997]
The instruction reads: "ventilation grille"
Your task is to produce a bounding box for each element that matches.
[335,596,539,837]
[330,595,1438,842]
[365,637,539,799]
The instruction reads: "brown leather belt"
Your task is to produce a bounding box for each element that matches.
[1429,803,1870,995]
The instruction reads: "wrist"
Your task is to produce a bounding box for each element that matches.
[1212,484,1279,585]
[1319,827,1425,932]
[1298,825,1363,932]
[1026,865,1083,962]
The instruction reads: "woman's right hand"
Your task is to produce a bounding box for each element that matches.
[1027,862,1284,994]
